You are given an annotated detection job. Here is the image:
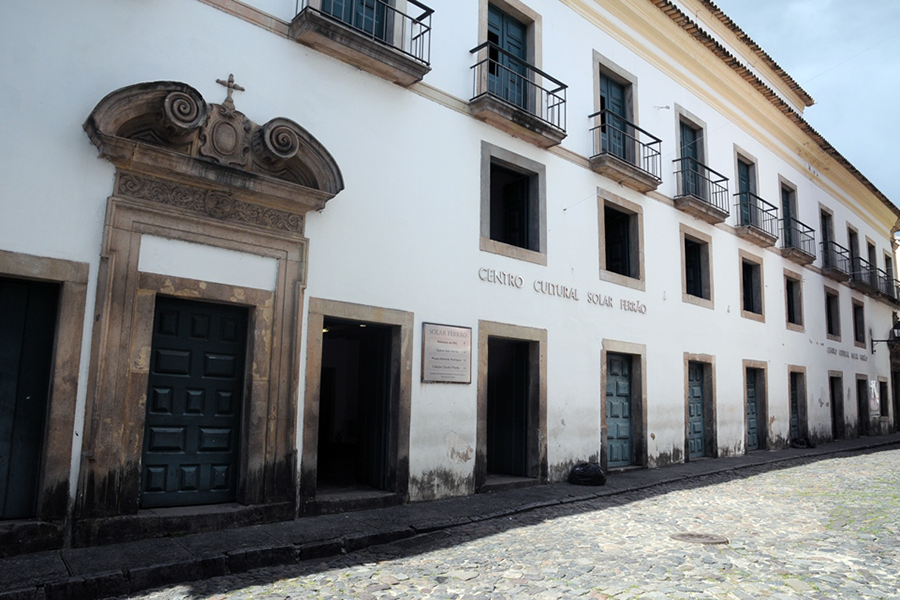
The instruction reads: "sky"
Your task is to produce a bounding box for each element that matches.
[708,0,900,206]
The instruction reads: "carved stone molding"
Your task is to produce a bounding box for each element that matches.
[116,172,304,235]
[84,80,344,213]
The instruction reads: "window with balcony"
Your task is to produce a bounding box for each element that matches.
[291,0,433,87]
[599,191,644,290]
[681,224,713,308]
[734,158,777,246]
[588,57,661,192]
[674,111,728,224]
[779,182,814,265]
[469,2,566,148]
[825,287,841,341]
[740,251,764,321]
[820,207,850,281]
[785,271,803,330]
[480,141,546,265]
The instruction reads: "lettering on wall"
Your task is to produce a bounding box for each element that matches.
[422,323,472,384]
[826,346,868,361]
[477,267,647,315]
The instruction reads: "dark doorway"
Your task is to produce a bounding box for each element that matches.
[745,367,765,451]
[0,278,59,519]
[893,371,900,432]
[318,318,393,492]
[830,375,844,440]
[141,296,248,508]
[856,378,870,437]
[486,337,531,478]
[606,353,633,467]
[789,372,804,442]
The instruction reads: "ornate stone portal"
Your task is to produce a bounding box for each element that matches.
[77,78,342,545]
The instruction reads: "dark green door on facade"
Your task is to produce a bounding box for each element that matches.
[0,278,58,519]
[737,160,753,227]
[790,373,802,441]
[142,296,248,508]
[688,362,705,459]
[600,74,627,161]
[746,368,759,451]
[606,353,632,468]
[321,0,387,40]
[680,123,703,199]
[488,5,528,109]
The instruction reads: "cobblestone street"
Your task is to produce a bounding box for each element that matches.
[108,449,900,600]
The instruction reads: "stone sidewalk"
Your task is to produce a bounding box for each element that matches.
[3,434,899,600]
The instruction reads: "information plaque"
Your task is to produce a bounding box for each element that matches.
[422,323,472,383]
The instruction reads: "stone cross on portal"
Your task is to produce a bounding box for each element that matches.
[216,74,245,109]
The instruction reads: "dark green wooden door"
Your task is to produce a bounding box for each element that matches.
[600,74,627,161]
[688,362,705,459]
[782,187,794,247]
[746,368,759,451]
[737,160,752,227]
[680,123,703,199]
[830,376,844,440]
[790,372,801,441]
[321,0,387,40]
[0,278,58,519]
[606,353,632,468]
[488,5,527,109]
[142,297,247,508]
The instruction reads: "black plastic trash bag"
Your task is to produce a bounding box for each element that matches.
[568,462,606,486]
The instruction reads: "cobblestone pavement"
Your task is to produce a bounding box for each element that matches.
[111,450,900,600]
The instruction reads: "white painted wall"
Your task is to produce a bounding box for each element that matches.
[0,0,895,505]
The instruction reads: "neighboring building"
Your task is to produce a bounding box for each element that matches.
[1,0,898,555]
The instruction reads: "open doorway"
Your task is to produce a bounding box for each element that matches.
[317,318,393,493]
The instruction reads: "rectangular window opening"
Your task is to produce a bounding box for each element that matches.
[825,290,840,338]
[742,260,762,315]
[786,277,802,326]
[684,238,707,299]
[490,162,534,251]
[852,301,866,345]
[604,206,633,278]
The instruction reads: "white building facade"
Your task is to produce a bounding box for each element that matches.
[1,0,898,554]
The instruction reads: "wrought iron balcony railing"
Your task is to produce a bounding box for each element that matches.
[733,191,778,238]
[588,109,661,181]
[821,240,851,275]
[876,268,899,300]
[780,217,816,257]
[470,42,567,131]
[296,0,433,65]
[851,256,878,289]
[673,157,729,214]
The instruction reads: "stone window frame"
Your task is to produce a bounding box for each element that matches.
[674,104,708,165]
[878,376,890,419]
[846,223,860,260]
[600,339,648,471]
[733,145,759,195]
[598,188,645,291]
[739,249,765,323]
[592,50,638,123]
[682,353,717,461]
[301,297,413,513]
[784,268,804,332]
[475,319,547,491]
[480,141,547,265]
[824,285,841,341]
[75,196,305,545]
[680,223,714,309]
[0,250,88,552]
[851,297,866,348]
[478,0,542,69]
[742,359,768,452]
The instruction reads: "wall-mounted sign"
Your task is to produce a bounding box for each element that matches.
[422,323,472,384]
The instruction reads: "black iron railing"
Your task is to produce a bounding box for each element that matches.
[780,217,816,257]
[673,157,729,214]
[588,109,661,181]
[733,191,778,238]
[296,0,433,65]
[470,42,567,131]
[821,240,851,275]
[876,269,899,300]
[851,256,878,289]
